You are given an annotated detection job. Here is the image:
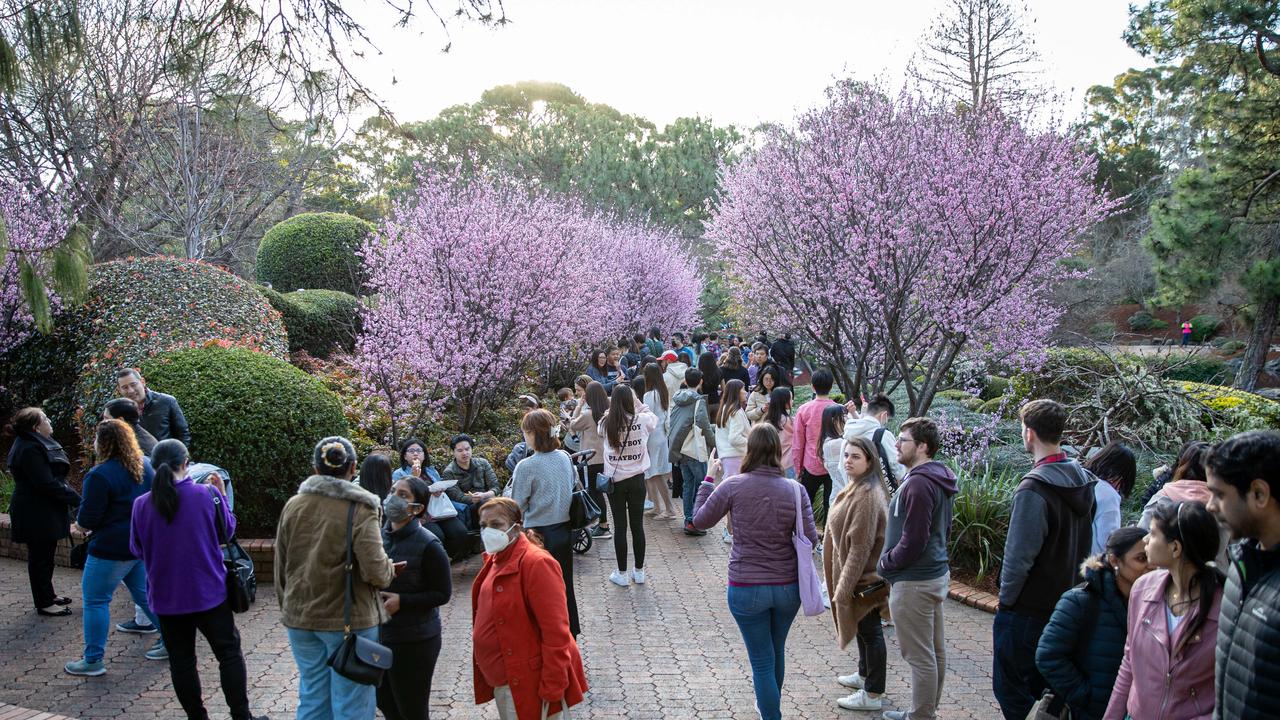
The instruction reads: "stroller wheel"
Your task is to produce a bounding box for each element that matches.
[572,528,592,554]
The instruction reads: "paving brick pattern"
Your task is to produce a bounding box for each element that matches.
[0,514,1000,719]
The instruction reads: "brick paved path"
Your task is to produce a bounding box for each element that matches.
[0,514,999,719]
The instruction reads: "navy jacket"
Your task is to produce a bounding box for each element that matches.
[140,389,191,446]
[380,519,451,644]
[77,458,155,560]
[1035,560,1129,720]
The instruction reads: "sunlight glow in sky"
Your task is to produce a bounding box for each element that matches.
[349,0,1150,129]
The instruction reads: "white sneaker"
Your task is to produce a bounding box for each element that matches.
[837,672,865,689]
[609,570,631,587]
[643,499,655,511]
[633,568,646,584]
[837,690,882,710]
[722,527,733,544]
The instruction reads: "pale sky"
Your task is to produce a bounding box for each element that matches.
[349,0,1150,129]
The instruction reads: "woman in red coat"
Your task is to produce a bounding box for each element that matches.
[472,497,587,719]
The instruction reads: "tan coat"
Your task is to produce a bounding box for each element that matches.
[822,477,889,649]
[275,474,395,632]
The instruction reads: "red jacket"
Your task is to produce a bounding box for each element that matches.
[1103,568,1221,720]
[471,533,587,719]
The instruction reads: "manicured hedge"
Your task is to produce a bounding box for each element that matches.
[255,212,373,295]
[1189,314,1222,343]
[1,258,287,445]
[141,346,350,531]
[258,286,363,358]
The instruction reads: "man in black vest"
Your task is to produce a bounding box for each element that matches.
[1206,431,1280,720]
[993,399,1097,720]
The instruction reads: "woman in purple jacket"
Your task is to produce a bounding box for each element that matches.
[692,423,819,720]
[130,440,266,720]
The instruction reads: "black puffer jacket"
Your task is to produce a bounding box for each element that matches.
[1215,538,1280,720]
[1035,559,1130,720]
[379,518,451,644]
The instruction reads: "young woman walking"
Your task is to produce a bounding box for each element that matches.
[764,387,796,480]
[1104,502,1224,720]
[642,363,679,520]
[824,437,889,712]
[713,379,750,544]
[598,385,658,586]
[691,424,819,720]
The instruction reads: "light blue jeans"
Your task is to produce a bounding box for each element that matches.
[81,555,158,663]
[727,583,801,720]
[287,626,378,720]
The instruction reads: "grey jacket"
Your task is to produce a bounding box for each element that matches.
[668,389,716,463]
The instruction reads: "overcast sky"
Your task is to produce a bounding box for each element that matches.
[348,0,1150,129]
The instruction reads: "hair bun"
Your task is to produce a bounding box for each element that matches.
[321,442,348,467]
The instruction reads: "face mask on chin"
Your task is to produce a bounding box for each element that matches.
[481,525,517,554]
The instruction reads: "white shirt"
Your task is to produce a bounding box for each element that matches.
[1092,480,1122,556]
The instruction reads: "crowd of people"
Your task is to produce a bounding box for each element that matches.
[3,328,1279,720]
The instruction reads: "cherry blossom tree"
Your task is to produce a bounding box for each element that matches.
[0,180,81,354]
[358,170,700,438]
[712,80,1119,414]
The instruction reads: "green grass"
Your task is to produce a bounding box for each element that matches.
[0,469,12,514]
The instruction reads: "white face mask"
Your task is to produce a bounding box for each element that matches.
[481,526,515,554]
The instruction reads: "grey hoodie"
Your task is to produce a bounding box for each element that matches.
[668,388,715,463]
[998,458,1097,617]
[878,460,958,583]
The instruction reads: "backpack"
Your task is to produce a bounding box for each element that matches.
[872,427,898,494]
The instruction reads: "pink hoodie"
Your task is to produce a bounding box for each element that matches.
[598,407,658,480]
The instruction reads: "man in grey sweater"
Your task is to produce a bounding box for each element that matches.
[668,368,717,535]
[993,399,1096,720]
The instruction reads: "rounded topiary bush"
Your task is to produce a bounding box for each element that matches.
[140,346,350,531]
[1190,314,1222,343]
[258,286,363,358]
[256,212,374,295]
[1,258,287,444]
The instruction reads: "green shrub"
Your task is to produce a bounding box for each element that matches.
[948,463,1018,584]
[1089,321,1116,339]
[1190,314,1222,343]
[1,258,287,447]
[1128,310,1156,331]
[1146,354,1231,385]
[937,389,975,402]
[1179,381,1280,434]
[981,375,1012,401]
[1149,318,1170,330]
[256,212,374,295]
[1217,339,1246,355]
[977,396,1016,416]
[140,346,350,531]
[258,286,363,358]
[0,469,12,513]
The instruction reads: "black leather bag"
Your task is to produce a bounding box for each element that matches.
[207,486,253,613]
[69,532,90,570]
[326,502,393,686]
[568,479,601,530]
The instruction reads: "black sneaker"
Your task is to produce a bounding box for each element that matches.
[683,522,707,536]
[590,526,613,539]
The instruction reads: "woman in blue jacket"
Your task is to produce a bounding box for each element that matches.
[64,419,160,676]
[1034,526,1152,720]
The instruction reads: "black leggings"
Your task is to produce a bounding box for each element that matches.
[156,601,252,720]
[587,463,608,527]
[377,634,442,720]
[530,522,580,637]
[424,516,469,560]
[609,474,647,572]
[25,540,59,608]
[800,469,832,525]
[856,607,887,694]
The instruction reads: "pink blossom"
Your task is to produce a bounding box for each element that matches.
[0,180,69,353]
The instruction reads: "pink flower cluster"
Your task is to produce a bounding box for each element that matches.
[711,81,1119,412]
[357,170,701,432]
[0,180,69,354]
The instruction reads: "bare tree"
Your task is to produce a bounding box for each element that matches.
[913,0,1041,110]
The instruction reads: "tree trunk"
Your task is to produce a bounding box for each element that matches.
[1234,293,1279,391]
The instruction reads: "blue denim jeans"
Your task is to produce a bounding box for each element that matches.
[81,555,158,663]
[287,626,378,720]
[677,459,707,523]
[727,583,801,720]
[993,609,1049,720]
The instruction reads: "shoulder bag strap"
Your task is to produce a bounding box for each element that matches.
[342,502,356,636]
[792,479,803,537]
[205,485,228,548]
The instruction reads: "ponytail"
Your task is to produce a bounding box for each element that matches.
[150,439,190,523]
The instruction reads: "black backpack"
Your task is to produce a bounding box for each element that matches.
[872,428,898,494]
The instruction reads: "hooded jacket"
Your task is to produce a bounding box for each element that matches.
[999,458,1097,617]
[878,460,957,583]
[1036,559,1131,720]
[662,361,689,400]
[669,388,716,463]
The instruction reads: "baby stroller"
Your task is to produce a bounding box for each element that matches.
[568,449,599,555]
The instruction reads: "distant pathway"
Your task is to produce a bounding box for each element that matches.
[0,515,1000,719]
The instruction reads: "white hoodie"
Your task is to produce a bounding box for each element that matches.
[663,361,689,399]
[598,407,659,480]
[843,416,907,484]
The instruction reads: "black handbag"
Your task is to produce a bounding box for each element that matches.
[326,502,393,686]
[69,532,90,569]
[206,486,253,613]
[569,477,601,530]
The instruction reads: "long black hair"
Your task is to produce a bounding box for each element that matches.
[1085,441,1137,499]
[697,351,721,394]
[1150,501,1225,654]
[765,386,792,431]
[150,439,190,523]
[360,454,394,501]
[816,403,847,463]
